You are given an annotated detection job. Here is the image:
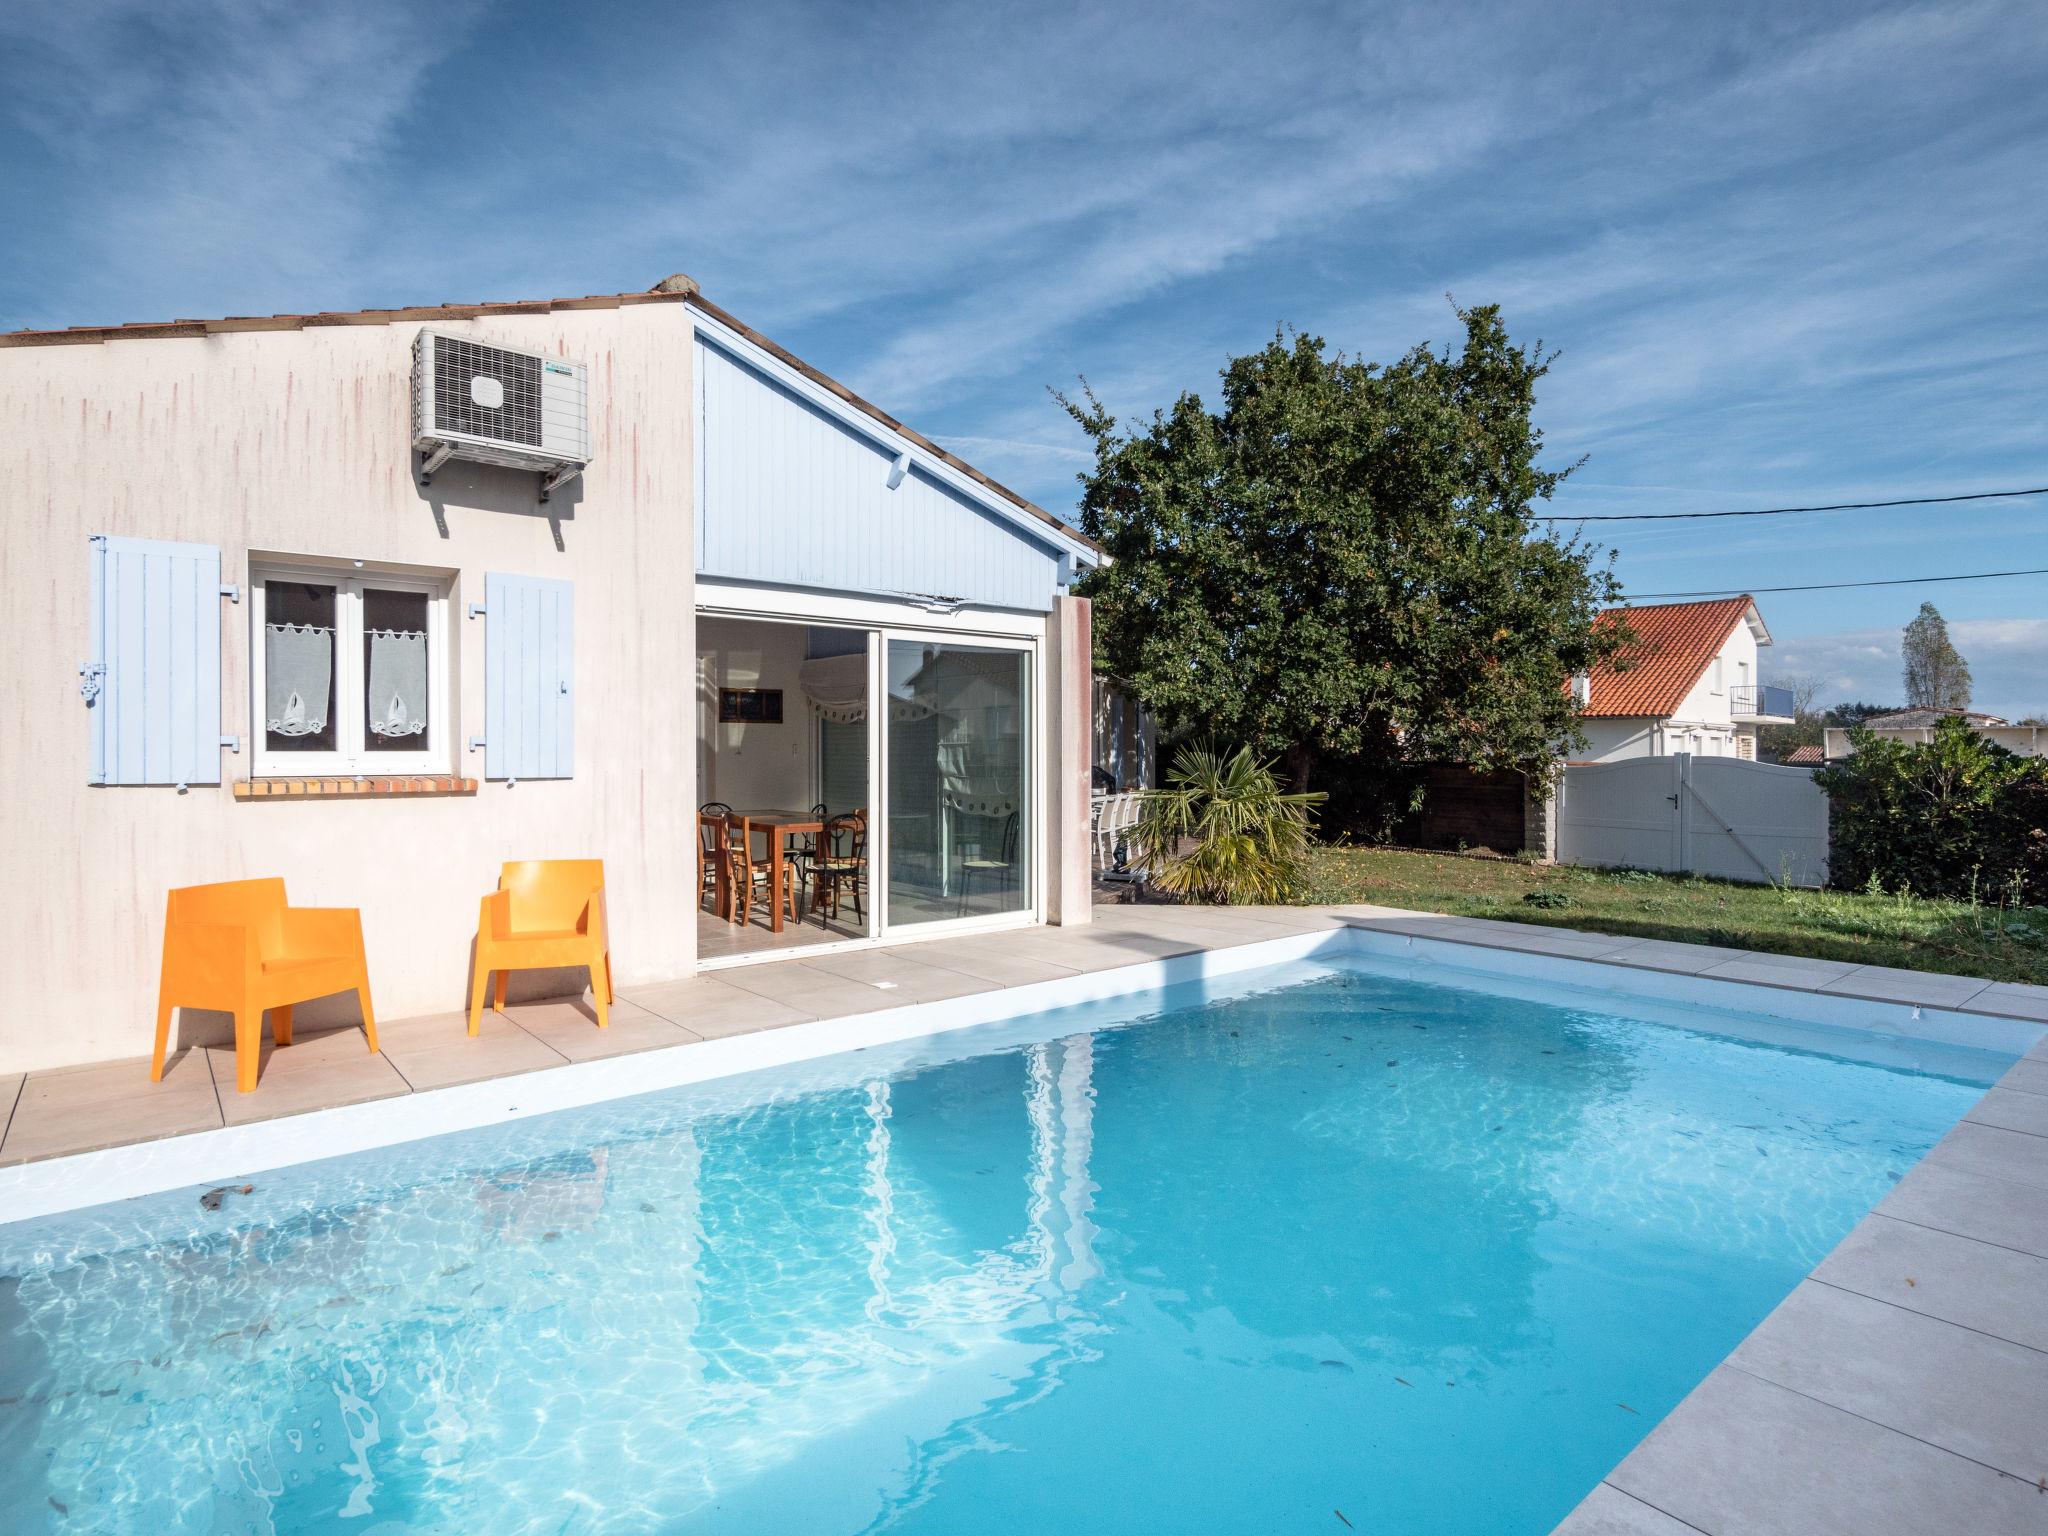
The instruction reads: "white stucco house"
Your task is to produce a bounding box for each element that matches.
[1823,708,2044,761]
[0,274,1106,1074]
[1574,596,1793,762]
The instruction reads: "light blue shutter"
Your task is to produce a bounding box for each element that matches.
[87,534,226,786]
[484,573,574,781]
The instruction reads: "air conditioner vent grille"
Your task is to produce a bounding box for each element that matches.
[432,334,542,447]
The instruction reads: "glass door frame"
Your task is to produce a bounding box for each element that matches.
[693,583,1046,969]
[870,624,1042,944]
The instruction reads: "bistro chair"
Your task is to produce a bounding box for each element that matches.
[810,813,868,926]
[957,810,1020,915]
[698,811,732,918]
[785,801,829,890]
[469,859,612,1034]
[153,877,379,1094]
[727,816,799,929]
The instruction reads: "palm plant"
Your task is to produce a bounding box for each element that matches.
[1132,742,1325,904]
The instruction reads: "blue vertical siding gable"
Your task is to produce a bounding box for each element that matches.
[694,332,1067,611]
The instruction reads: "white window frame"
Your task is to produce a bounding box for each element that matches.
[1710,656,1725,695]
[250,560,451,777]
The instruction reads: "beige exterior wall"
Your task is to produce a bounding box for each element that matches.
[0,303,700,1073]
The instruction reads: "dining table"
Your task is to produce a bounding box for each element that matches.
[730,808,827,932]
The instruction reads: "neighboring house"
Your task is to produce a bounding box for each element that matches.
[1574,595,1793,761]
[1823,708,2044,761]
[0,275,1107,1074]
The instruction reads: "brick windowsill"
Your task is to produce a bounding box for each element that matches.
[234,776,478,799]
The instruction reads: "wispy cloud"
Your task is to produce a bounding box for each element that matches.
[0,0,481,326]
[3,0,2043,687]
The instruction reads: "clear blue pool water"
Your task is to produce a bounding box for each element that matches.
[0,958,1998,1535]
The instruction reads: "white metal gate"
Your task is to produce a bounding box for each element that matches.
[1557,754,1828,887]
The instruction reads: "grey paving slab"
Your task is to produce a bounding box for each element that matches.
[1966,1086,2048,1138]
[1583,938,1757,976]
[1879,1159,2048,1259]
[1003,928,1212,968]
[1446,925,1642,959]
[0,1051,221,1165]
[622,974,820,1037]
[1728,1280,2048,1481]
[1968,983,2048,1025]
[1996,1058,2048,1098]
[376,1010,569,1092]
[713,961,906,1017]
[1697,952,1863,991]
[1817,963,1995,1011]
[1548,1485,1702,1535]
[1813,1213,2048,1353]
[1924,1119,2048,1191]
[899,938,1082,988]
[794,949,1000,1002]
[1608,1365,2041,1536]
[202,1027,409,1125]
[499,998,700,1062]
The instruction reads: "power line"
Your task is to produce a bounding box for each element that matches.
[1535,485,2048,522]
[1629,566,2048,599]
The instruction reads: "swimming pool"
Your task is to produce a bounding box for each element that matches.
[0,953,2003,1534]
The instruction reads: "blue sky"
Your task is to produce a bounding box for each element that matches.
[4,0,2044,715]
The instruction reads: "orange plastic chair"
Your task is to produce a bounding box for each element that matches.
[152,878,379,1094]
[469,859,613,1035]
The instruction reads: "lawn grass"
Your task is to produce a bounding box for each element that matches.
[1300,845,2048,987]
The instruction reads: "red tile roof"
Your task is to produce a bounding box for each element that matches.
[1782,744,1824,766]
[1583,596,1756,718]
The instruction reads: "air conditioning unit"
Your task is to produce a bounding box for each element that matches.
[412,329,591,498]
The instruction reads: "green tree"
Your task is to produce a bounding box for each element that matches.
[1901,602,1972,709]
[1062,305,1627,794]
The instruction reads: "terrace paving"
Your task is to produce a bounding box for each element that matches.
[2,905,2046,1532]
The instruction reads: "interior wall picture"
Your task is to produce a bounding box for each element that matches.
[718,688,784,724]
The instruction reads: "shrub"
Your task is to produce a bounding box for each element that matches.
[1815,718,2048,902]
[1132,742,1326,904]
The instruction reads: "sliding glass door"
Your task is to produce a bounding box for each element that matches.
[884,639,1031,928]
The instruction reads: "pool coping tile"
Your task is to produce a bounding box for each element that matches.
[1993,1058,2048,1098]
[1726,1280,2048,1482]
[1876,1159,2048,1260]
[1813,1213,2048,1353]
[1546,1485,1701,1535]
[1965,1086,2048,1137]
[1602,1365,2043,1536]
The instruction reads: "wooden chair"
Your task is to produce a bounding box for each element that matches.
[153,878,378,1094]
[810,813,868,926]
[698,811,732,917]
[958,810,1020,914]
[727,816,798,929]
[469,859,612,1034]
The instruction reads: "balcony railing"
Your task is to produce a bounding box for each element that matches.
[1729,683,1795,719]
